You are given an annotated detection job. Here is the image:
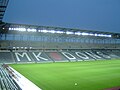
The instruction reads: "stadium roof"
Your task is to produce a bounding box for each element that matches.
[0,0,9,22]
[0,22,120,38]
[0,0,9,32]
[0,0,119,38]
[0,0,119,39]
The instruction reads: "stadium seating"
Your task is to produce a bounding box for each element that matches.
[12,51,35,63]
[45,51,69,62]
[1,40,120,50]
[0,65,21,90]
[0,49,120,64]
[29,51,54,62]
[0,51,15,63]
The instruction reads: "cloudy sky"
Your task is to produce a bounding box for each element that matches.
[3,0,120,33]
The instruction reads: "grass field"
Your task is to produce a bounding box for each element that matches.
[10,60,120,90]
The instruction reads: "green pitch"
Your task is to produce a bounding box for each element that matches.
[10,59,120,90]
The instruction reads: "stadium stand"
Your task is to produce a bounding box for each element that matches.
[0,65,21,90]
[45,51,69,62]
[29,51,53,62]
[0,50,15,63]
[0,23,120,63]
[12,51,34,63]
[0,49,120,64]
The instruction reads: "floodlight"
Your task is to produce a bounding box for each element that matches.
[41,30,48,33]
[12,28,26,31]
[108,35,112,37]
[81,32,89,35]
[13,47,16,49]
[9,28,12,30]
[56,31,64,34]
[30,47,32,49]
[16,47,19,49]
[94,34,98,36]
[27,28,36,32]
[21,47,24,49]
[19,28,26,31]
[75,32,81,35]
[66,31,73,35]
[24,47,27,49]
[49,30,55,33]
[89,33,94,36]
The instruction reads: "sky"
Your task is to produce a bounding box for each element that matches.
[3,0,120,33]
